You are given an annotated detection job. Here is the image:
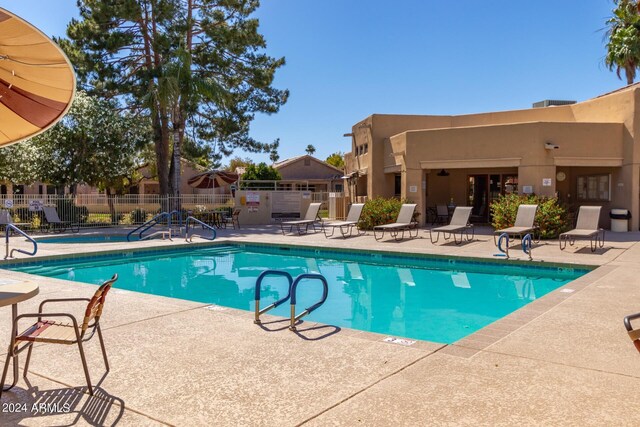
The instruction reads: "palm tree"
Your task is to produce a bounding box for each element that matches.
[605,0,640,85]
[305,144,316,155]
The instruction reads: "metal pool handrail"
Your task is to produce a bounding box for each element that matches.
[497,232,509,259]
[5,224,37,259]
[254,270,293,324]
[127,211,172,242]
[522,233,533,260]
[289,273,329,331]
[184,216,216,242]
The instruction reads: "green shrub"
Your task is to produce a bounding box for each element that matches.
[490,193,569,239]
[358,197,413,230]
[13,207,33,223]
[130,208,147,224]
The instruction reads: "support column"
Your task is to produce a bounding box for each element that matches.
[631,164,639,231]
[402,168,425,226]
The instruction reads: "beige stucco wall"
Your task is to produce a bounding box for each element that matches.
[344,85,640,230]
[233,190,312,226]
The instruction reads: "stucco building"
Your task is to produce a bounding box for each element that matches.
[273,155,344,192]
[344,84,640,230]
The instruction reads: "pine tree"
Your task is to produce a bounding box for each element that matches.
[62,0,288,196]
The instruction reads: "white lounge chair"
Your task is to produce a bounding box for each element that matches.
[559,206,604,252]
[429,206,474,245]
[494,204,538,245]
[373,204,418,241]
[42,206,79,233]
[322,203,365,238]
[281,203,322,235]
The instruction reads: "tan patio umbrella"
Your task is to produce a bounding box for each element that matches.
[0,8,76,148]
[188,170,239,189]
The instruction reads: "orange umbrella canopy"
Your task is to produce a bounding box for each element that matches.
[0,8,76,148]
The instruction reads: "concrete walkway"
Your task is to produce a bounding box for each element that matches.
[1,225,639,426]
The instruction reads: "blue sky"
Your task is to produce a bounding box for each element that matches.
[0,1,625,164]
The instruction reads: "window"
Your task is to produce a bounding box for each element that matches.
[577,174,610,201]
[363,144,368,154]
[304,158,311,166]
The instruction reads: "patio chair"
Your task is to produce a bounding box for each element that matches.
[0,210,30,231]
[624,312,640,353]
[429,206,474,245]
[373,204,418,241]
[559,206,604,252]
[0,274,118,397]
[433,204,449,225]
[322,203,365,238]
[493,204,538,245]
[281,203,322,235]
[222,208,241,229]
[42,206,79,233]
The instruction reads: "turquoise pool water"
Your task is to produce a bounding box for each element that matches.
[5,245,588,343]
[37,235,132,244]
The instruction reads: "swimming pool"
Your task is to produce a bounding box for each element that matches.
[37,235,133,244]
[4,244,589,343]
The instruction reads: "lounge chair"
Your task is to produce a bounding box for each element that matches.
[494,204,538,245]
[0,274,118,398]
[322,203,365,238]
[42,205,79,233]
[281,202,322,235]
[429,206,474,245]
[373,203,418,241]
[559,206,604,252]
[0,210,30,231]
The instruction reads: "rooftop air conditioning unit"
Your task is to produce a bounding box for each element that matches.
[532,100,576,108]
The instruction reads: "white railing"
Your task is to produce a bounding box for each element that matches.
[0,194,234,231]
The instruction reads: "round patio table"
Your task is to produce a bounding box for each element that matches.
[0,279,39,391]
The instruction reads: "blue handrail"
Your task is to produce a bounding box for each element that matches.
[167,210,183,229]
[185,216,216,242]
[5,224,37,259]
[289,273,329,331]
[127,212,171,242]
[254,270,293,324]
[522,233,533,260]
[497,232,509,259]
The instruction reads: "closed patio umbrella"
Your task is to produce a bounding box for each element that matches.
[0,8,76,148]
[187,170,239,189]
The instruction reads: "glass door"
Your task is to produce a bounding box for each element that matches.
[468,175,489,222]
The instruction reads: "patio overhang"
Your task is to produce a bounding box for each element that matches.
[420,157,522,170]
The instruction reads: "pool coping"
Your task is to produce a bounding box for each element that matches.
[0,238,597,272]
[0,238,602,355]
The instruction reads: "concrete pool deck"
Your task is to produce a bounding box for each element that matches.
[1,225,640,425]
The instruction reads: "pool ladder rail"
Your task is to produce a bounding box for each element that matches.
[4,224,37,259]
[127,210,185,242]
[496,233,533,260]
[184,216,216,242]
[254,270,329,331]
